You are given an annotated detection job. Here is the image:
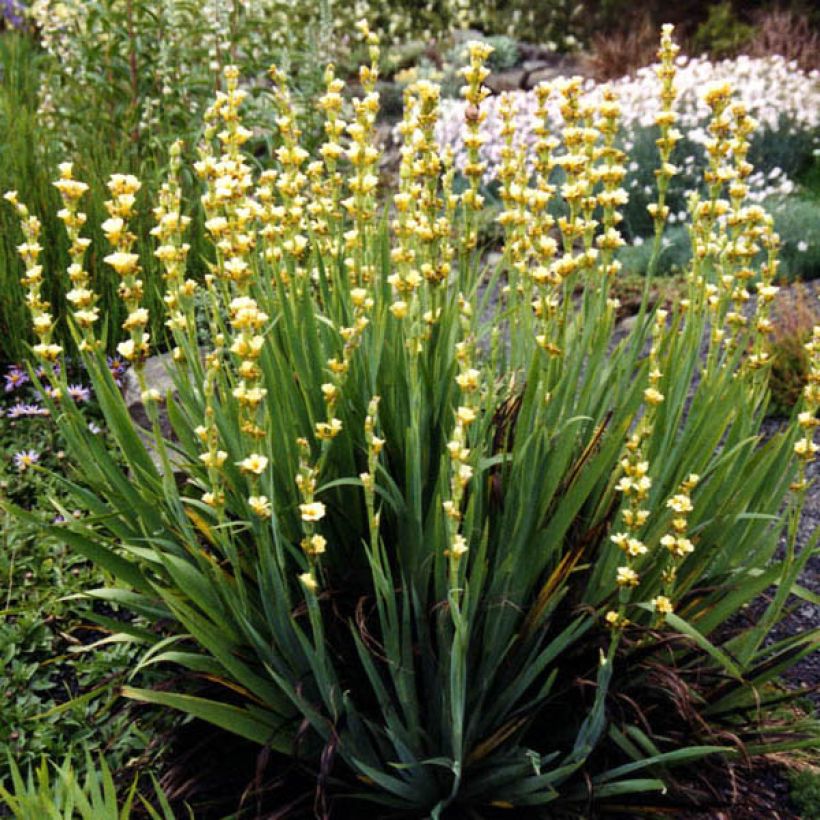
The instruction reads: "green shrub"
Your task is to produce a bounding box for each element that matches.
[4,28,819,815]
[692,2,755,57]
[767,283,820,416]
[485,35,520,71]
[769,196,820,281]
[789,767,820,819]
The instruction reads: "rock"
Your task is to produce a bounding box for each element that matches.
[523,66,564,89]
[521,59,549,73]
[121,350,195,475]
[486,69,526,93]
[517,43,562,65]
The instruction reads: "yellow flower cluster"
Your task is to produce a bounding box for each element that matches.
[229,295,269,441]
[656,473,700,611]
[444,336,479,575]
[296,437,327,592]
[152,140,195,359]
[103,173,148,366]
[196,66,257,292]
[390,79,456,348]
[343,20,382,286]
[458,40,493,250]
[361,396,385,541]
[4,192,62,363]
[315,64,347,249]
[647,25,681,231]
[792,326,820,487]
[593,89,627,278]
[198,343,227,511]
[268,66,310,280]
[53,162,97,342]
[608,310,669,621]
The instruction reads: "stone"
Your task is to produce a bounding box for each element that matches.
[486,69,526,94]
[521,60,549,73]
[121,350,197,475]
[523,66,564,89]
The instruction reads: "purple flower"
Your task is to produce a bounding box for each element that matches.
[4,365,29,393]
[34,362,60,379]
[14,450,40,472]
[107,355,129,386]
[0,0,25,29]
[6,402,48,418]
[67,383,91,402]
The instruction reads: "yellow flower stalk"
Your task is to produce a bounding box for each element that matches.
[647,24,681,247]
[792,326,820,490]
[593,88,627,290]
[53,163,98,344]
[103,172,150,370]
[4,191,63,364]
[458,40,493,254]
[342,19,382,287]
[315,63,348,246]
[269,65,310,285]
[152,139,196,360]
[655,473,700,614]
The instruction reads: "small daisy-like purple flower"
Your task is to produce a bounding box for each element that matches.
[52,514,66,524]
[34,362,60,379]
[4,365,28,393]
[1,0,26,29]
[14,449,40,472]
[6,402,27,419]
[67,383,91,402]
[107,355,129,386]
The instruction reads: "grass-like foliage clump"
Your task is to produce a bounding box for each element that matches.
[3,23,818,817]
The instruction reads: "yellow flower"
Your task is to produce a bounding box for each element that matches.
[299,572,318,592]
[238,453,269,475]
[116,339,137,361]
[666,494,693,514]
[616,566,639,587]
[299,501,326,522]
[199,450,228,468]
[122,307,149,331]
[605,610,629,629]
[449,533,469,559]
[101,216,125,241]
[302,533,327,555]
[316,418,343,439]
[651,595,674,614]
[794,439,818,459]
[644,387,665,405]
[456,406,476,426]
[104,251,140,276]
[390,300,408,319]
[248,495,272,518]
[456,368,481,391]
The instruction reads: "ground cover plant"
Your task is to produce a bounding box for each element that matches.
[0,356,174,797]
[2,21,819,818]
